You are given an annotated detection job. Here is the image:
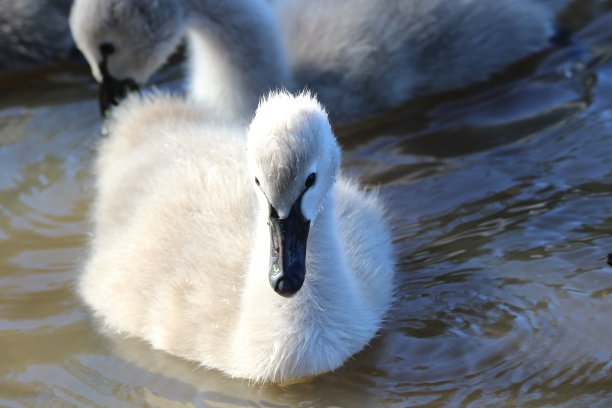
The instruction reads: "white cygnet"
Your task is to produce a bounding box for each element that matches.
[81,90,396,382]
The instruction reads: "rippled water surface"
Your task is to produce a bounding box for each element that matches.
[2,3,612,407]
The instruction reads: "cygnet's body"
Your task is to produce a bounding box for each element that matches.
[0,0,74,70]
[70,0,570,123]
[81,91,396,382]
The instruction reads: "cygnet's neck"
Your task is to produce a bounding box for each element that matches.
[300,193,358,303]
[233,190,375,380]
[184,0,293,122]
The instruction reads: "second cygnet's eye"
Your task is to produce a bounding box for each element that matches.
[99,42,116,56]
[305,173,316,189]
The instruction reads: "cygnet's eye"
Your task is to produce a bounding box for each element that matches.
[99,42,116,57]
[255,177,260,186]
[305,173,316,189]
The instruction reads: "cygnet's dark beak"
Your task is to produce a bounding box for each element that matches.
[98,57,139,116]
[268,195,310,297]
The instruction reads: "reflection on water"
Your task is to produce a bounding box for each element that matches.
[2,5,612,408]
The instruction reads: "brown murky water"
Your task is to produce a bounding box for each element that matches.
[2,2,612,407]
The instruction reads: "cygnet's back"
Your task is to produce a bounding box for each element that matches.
[86,94,256,360]
[279,0,569,121]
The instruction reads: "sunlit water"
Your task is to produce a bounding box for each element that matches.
[2,4,612,407]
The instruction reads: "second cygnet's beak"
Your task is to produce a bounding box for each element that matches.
[98,57,139,116]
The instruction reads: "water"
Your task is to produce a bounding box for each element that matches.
[2,4,612,407]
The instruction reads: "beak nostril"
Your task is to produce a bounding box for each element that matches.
[99,42,115,57]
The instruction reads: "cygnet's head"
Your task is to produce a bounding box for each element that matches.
[70,0,184,113]
[248,91,341,297]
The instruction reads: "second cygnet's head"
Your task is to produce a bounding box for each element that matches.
[248,91,341,298]
[70,0,185,112]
